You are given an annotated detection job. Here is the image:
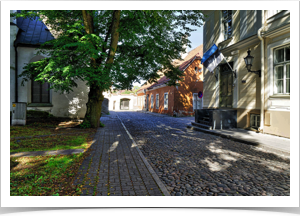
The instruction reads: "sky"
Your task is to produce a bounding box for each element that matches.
[188,25,203,52]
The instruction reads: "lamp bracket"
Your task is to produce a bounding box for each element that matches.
[248,69,261,77]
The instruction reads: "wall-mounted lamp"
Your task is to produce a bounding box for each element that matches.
[243,49,261,77]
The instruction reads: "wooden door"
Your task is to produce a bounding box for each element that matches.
[219,62,233,108]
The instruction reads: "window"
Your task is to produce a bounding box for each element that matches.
[250,114,260,130]
[32,80,50,103]
[164,93,168,110]
[195,67,198,72]
[193,93,202,111]
[222,10,233,40]
[151,95,154,108]
[156,94,159,109]
[274,45,290,95]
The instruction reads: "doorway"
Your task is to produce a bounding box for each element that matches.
[113,101,116,110]
[120,99,130,110]
[219,62,233,108]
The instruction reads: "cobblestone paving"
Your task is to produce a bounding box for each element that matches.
[73,114,164,196]
[118,111,290,196]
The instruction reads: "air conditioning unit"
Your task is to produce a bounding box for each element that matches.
[11,102,27,126]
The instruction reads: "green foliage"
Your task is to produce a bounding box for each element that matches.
[79,121,91,129]
[99,122,105,127]
[11,10,205,125]
[27,110,54,118]
[11,10,205,93]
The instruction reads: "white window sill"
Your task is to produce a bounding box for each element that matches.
[269,95,290,99]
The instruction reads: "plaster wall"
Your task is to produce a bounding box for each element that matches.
[203,10,290,138]
[106,94,136,111]
[16,47,89,118]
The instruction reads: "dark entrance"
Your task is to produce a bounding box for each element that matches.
[113,101,116,110]
[120,99,130,110]
[220,62,233,108]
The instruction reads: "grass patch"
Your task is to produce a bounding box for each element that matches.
[10,133,95,153]
[10,153,86,196]
[10,120,85,139]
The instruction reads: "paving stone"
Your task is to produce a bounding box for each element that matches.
[117,111,290,196]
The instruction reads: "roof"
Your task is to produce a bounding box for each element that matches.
[147,76,170,89]
[15,11,55,46]
[137,45,203,92]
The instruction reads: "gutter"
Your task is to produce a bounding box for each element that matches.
[258,10,265,134]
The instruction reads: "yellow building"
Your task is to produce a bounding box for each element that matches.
[202,10,290,138]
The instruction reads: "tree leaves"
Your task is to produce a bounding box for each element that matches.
[13,10,205,93]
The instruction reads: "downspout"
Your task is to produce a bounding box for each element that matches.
[258,10,265,133]
[14,42,18,103]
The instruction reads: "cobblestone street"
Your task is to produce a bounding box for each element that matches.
[117,111,290,196]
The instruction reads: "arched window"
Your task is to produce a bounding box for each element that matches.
[29,55,50,103]
[32,80,50,103]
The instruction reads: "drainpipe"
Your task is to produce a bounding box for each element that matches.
[258,10,265,133]
[14,42,18,103]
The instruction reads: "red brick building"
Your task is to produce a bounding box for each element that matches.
[136,45,203,116]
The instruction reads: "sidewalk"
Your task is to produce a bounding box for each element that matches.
[73,112,170,196]
[187,125,290,156]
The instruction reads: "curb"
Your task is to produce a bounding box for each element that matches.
[187,125,290,157]
[116,114,171,196]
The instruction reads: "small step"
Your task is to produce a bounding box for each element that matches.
[191,122,212,130]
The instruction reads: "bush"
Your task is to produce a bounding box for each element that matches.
[79,121,91,129]
[27,110,54,118]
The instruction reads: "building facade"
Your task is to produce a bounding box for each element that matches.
[103,90,138,111]
[10,11,90,119]
[137,45,204,116]
[202,10,290,138]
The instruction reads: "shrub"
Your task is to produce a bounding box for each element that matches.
[79,121,91,129]
[27,110,54,118]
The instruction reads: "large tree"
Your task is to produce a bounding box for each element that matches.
[12,10,205,127]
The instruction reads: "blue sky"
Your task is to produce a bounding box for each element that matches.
[188,25,203,51]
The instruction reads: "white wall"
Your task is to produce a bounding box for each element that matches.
[15,47,89,118]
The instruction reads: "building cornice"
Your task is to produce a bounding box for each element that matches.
[220,34,260,54]
[263,23,290,38]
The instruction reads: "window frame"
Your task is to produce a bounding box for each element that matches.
[31,79,50,103]
[151,94,154,108]
[164,92,168,110]
[221,10,233,41]
[273,44,290,95]
[156,94,159,109]
[250,114,260,130]
[193,93,202,111]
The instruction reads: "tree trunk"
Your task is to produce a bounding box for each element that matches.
[82,10,120,128]
[84,84,104,128]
